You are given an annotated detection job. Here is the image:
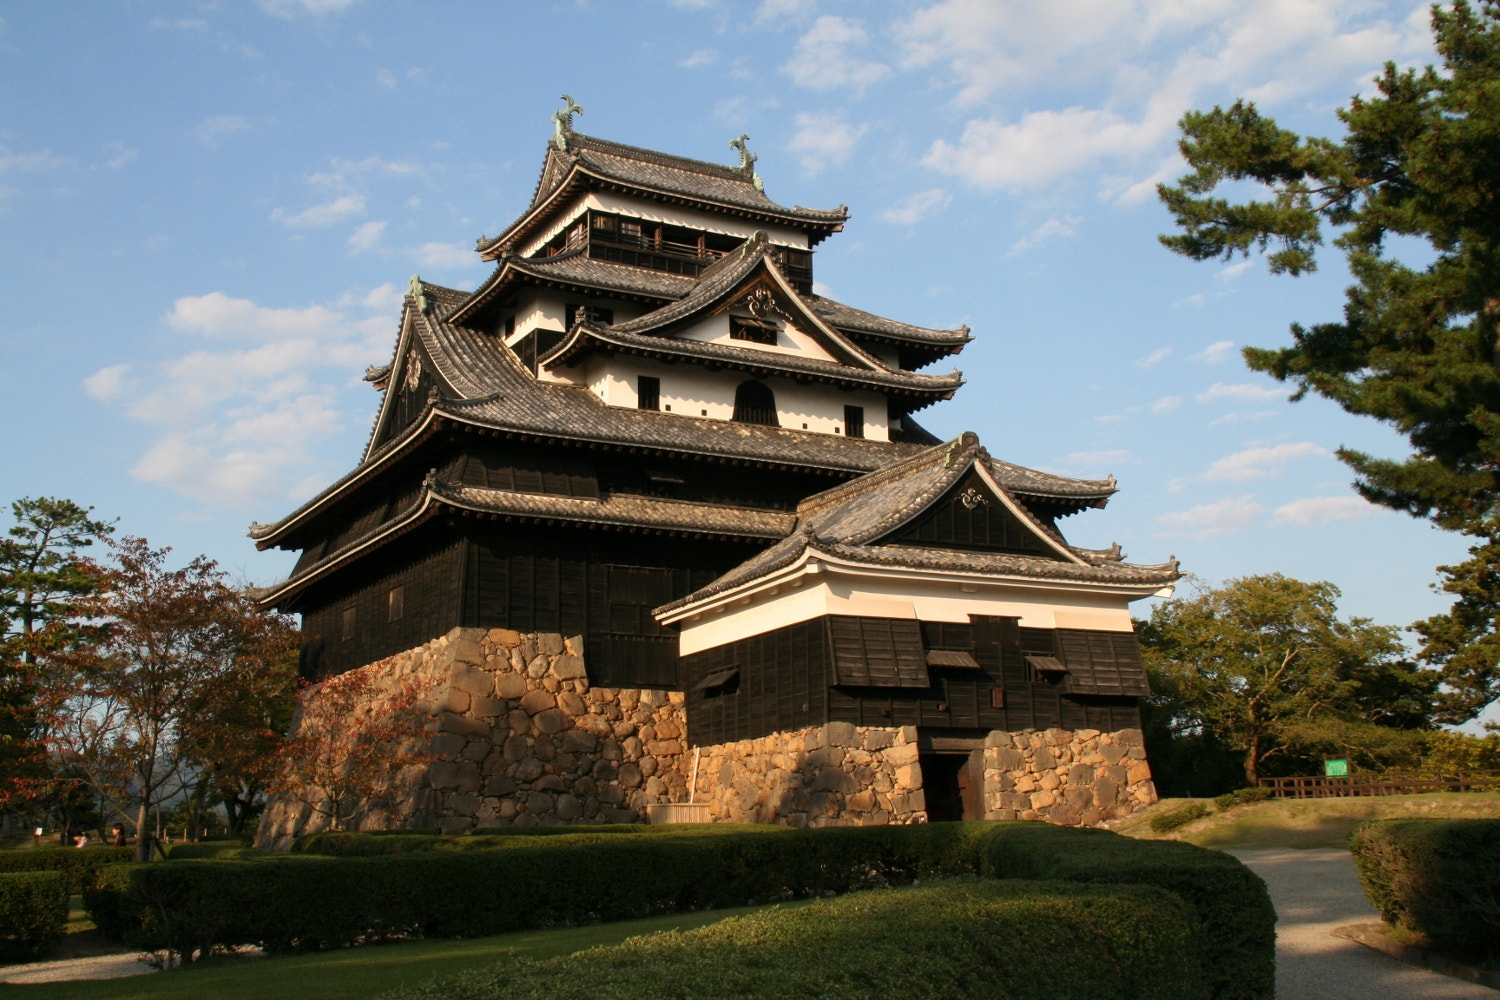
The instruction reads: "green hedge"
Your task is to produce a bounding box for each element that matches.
[295,824,787,857]
[0,871,69,961]
[389,879,1208,1000]
[1151,803,1211,833]
[0,846,134,893]
[88,823,1273,999]
[1349,818,1500,962]
[1213,787,1273,811]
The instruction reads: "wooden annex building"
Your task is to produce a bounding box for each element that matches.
[251,103,1177,837]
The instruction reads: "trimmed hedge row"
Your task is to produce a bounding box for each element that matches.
[0,871,69,961]
[88,823,1274,1000]
[1151,803,1210,833]
[294,823,788,857]
[0,846,134,894]
[1349,818,1500,962]
[389,879,1208,1000]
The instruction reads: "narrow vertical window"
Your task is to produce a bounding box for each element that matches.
[638,376,660,411]
[844,405,865,439]
[341,607,356,642]
[387,585,405,622]
[732,380,779,426]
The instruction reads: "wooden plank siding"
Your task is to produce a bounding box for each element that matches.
[887,471,1061,557]
[681,614,1143,747]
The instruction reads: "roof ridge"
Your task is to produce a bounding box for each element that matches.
[797,432,976,517]
[574,134,756,184]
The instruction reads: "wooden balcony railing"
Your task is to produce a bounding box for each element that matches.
[1259,770,1500,798]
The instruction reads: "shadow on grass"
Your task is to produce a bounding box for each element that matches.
[5,903,802,1000]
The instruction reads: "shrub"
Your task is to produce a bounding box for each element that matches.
[166,843,265,860]
[0,871,69,960]
[1151,803,1211,833]
[81,864,136,941]
[387,879,1208,1000]
[87,823,1273,997]
[0,846,134,894]
[1213,787,1273,812]
[1349,818,1500,962]
[294,824,786,856]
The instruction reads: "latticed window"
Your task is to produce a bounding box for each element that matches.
[732,380,778,426]
[844,405,865,439]
[637,376,660,410]
[341,607,356,642]
[387,585,404,622]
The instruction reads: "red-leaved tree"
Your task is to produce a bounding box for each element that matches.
[274,666,433,832]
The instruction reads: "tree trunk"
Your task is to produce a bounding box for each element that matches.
[134,799,151,863]
[1243,732,1260,788]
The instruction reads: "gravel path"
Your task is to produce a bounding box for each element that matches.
[0,950,155,984]
[1232,847,1498,999]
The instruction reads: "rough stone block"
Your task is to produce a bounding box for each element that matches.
[1032,746,1056,771]
[555,793,582,820]
[461,740,490,763]
[1094,775,1118,807]
[561,729,598,754]
[1068,763,1094,786]
[433,688,471,715]
[440,635,486,670]
[534,774,567,792]
[436,712,490,738]
[646,739,682,757]
[883,742,919,768]
[534,708,568,735]
[557,691,587,716]
[1117,728,1145,746]
[825,721,859,747]
[451,666,496,698]
[1100,745,1129,766]
[526,791,555,814]
[513,757,544,781]
[654,719,681,740]
[494,674,528,699]
[992,747,1025,771]
[552,654,586,679]
[470,696,507,718]
[862,729,895,750]
[618,761,642,788]
[429,732,467,759]
[538,634,564,656]
[895,763,923,790]
[520,690,555,715]
[812,768,860,794]
[487,628,522,646]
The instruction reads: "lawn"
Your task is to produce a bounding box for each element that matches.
[6,903,799,1000]
[1117,792,1500,850]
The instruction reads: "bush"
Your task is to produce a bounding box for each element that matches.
[166,843,264,860]
[1213,787,1274,812]
[388,879,1208,1000]
[0,871,69,960]
[293,824,773,856]
[87,823,1273,998]
[1150,803,1211,833]
[0,846,134,894]
[1349,818,1500,963]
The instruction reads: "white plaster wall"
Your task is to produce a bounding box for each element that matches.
[679,312,837,363]
[583,353,889,440]
[675,574,1140,656]
[519,192,810,258]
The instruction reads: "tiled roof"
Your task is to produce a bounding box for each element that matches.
[480,134,848,257]
[807,296,970,348]
[537,237,962,399]
[452,249,695,325]
[654,432,1177,615]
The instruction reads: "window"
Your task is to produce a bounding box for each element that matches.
[387,585,405,622]
[844,405,865,438]
[637,376,660,411]
[341,607,356,642]
[732,380,779,426]
[729,317,778,345]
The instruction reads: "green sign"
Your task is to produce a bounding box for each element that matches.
[1324,758,1350,777]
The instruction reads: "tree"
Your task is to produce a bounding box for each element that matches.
[54,538,294,861]
[1139,574,1434,786]
[274,666,431,833]
[1158,1,1500,721]
[0,498,113,811]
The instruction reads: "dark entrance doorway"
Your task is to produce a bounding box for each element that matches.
[919,750,984,821]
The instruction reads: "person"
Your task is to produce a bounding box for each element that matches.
[32,826,41,849]
[75,831,90,848]
[111,823,127,848]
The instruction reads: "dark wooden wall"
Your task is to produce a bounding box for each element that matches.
[888,471,1060,556]
[681,614,1143,747]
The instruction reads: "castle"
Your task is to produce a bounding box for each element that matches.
[252,103,1174,844]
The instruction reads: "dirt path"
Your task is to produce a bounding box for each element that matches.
[0,950,154,985]
[1232,848,1497,999]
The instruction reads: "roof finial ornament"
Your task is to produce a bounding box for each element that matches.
[729,133,764,192]
[551,95,584,152]
[407,274,429,314]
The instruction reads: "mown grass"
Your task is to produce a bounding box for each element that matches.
[4,903,793,1000]
[1118,792,1500,850]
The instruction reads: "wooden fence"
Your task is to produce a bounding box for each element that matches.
[1258,770,1500,799]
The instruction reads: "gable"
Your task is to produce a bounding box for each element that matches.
[882,470,1064,558]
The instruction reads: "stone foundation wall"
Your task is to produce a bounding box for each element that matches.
[691,723,927,826]
[255,631,1157,848]
[982,727,1156,826]
[255,627,690,849]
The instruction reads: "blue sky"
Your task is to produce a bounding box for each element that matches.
[2,0,1484,717]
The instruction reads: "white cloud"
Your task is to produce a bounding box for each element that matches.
[83,364,133,403]
[1208,409,1278,427]
[1134,346,1172,368]
[924,106,1163,191]
[1006,215,1080,256]
[782,16,890,93]
[376,69,398,90]
[1197,381,1284,404]
[1273,495,1382,526]
[1051,449,1131,474]
[259,0,358,17]
[193,115,251,149]
[680,49,718,68]
[1151,395,1183,415]
[1216,260,1253,282]
[1156,495,1263,537]
[882,188,951,225]
[756,0,813,23]
[90,289,397,505]
[787,111,867,172]
[1192,340,1235,364]
[1202,441,1329,481]
[412,241,474,269]
[272,193,366,228]
[347,220,387,252]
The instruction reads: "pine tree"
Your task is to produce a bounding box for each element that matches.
[1158,2,1500,721]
